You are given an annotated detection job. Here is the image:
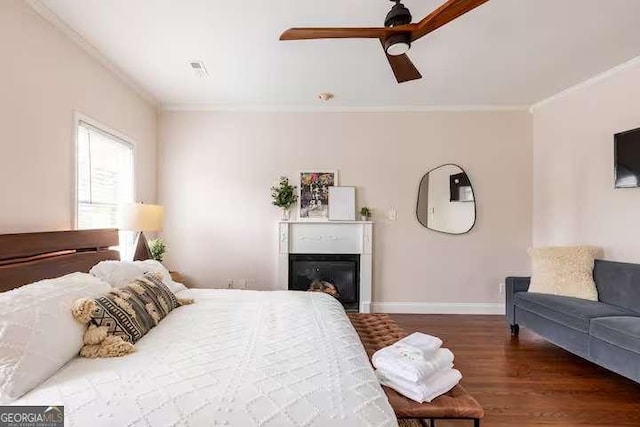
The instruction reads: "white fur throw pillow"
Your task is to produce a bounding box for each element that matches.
[529,246,602,301]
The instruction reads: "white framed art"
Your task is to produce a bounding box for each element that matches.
[328,187,356,221]
[298,170,338,221]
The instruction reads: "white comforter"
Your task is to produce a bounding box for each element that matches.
[15,290,398,427]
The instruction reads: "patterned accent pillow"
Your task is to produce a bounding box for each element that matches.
[90,273,182,343]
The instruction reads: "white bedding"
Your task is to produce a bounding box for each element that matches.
[14,289,398,427]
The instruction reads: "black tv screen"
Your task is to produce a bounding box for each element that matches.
[615,127,640,188]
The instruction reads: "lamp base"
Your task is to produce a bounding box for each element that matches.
[133,232,152,261]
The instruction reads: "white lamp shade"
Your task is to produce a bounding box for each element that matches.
[118,203,164,232]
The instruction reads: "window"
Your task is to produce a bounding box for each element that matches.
[75,117,135,257]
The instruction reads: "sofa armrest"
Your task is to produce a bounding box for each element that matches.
[505,277,531,325]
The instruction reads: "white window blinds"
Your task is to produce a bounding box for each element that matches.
[76,121,134,230]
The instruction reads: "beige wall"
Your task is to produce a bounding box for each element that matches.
[533,60,640,262]
[0,0,157,233]
[159,111,532,306]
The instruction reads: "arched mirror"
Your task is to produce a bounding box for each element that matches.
[416,164,476,235]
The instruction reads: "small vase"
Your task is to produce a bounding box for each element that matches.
[361,215,370,222]
[281,208,291,221]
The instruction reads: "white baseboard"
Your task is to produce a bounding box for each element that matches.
[371,302,505,315]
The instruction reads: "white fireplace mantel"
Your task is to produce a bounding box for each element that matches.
[278,221,373,313]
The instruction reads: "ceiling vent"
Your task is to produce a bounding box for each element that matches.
[189,61,208,78]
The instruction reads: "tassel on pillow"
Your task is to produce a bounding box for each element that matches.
[72,299,135,358]
[72,298,97,324]
[83,324,108,345]
[80,335,135,358]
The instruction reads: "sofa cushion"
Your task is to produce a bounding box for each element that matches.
[515,307,590,357]
[593,260,640,315]
[514,292,634,332]
[590,317,640,355]
[588,335,640,383]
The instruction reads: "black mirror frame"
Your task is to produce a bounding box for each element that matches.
[416,163,477,235]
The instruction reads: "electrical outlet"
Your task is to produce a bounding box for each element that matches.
[388,208,398,221]
[499,282,505,295]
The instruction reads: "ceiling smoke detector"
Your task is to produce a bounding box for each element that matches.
[189,60,208,78]
[318,92,335,102]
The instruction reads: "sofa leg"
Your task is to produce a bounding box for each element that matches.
[510,324,519,336]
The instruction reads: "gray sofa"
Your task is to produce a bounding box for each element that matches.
[506,259,640,383]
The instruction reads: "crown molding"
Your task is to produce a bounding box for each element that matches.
[530,54,640,113]
[25,0,157,106]
[161,104,530,113]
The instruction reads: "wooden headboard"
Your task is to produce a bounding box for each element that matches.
[0,229,120,292]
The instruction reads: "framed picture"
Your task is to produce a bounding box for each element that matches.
[329,187,356,221]
[298,170,338,221]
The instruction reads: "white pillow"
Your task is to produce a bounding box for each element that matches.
[88,260,142,288]
[134,260,175,289]
[90,260,187,294]
[0,273,111,403]
[136,260,187,293]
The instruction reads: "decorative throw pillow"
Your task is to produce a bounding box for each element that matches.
[73,273,193,358]
[528,246,602,301]
[0,273,112,403]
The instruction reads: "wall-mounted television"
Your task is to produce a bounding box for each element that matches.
[615,127,640,188]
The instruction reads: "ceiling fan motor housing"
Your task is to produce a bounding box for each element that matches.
[384,1,412,56]
[384,1,412,27]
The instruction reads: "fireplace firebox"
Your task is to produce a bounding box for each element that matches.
[289,254,360,312]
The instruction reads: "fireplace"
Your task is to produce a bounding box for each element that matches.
[278,221,373,313]
[289,254,360,311]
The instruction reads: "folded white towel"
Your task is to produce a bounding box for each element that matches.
[372,347,455,383]
[376,368,462,403]
[393,332,443,361]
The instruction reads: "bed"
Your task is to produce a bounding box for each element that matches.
[0,229,397,427]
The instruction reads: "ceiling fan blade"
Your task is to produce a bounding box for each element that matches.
[412,0,489,41]
[381,42,422,83]
[280,27,394,41]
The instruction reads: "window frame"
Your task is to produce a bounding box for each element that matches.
[72,112,137,230]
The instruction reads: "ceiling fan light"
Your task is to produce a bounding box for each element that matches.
[384,33,411,56]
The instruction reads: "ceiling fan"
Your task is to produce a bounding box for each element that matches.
[280,0,489,83]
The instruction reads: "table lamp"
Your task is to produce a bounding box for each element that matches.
[118,203,164,261]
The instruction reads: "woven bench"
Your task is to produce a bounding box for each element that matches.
[348,313,485,427]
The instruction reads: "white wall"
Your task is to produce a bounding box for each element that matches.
[533,58,640,262]
[0,0,157,233]
[159,110,533,307]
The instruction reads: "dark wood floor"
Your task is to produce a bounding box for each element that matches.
[390,314,640,427]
